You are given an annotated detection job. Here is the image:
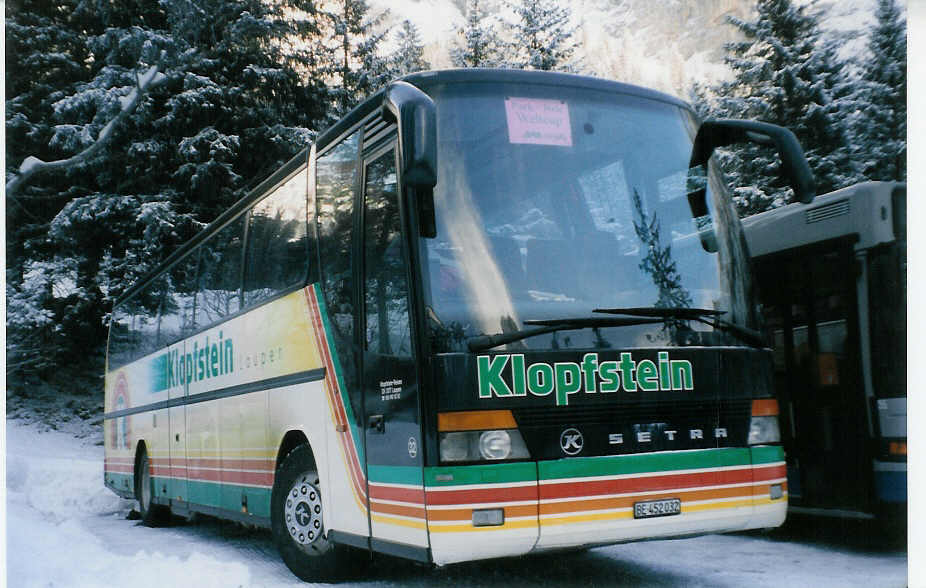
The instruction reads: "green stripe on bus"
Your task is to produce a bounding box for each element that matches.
[425,462,537,487]
[312,283,365,464]
[106,472,134,490]
[368,464,423,485]
[750,445,785,465]
[539,448,753,481]
[154,477,272,518]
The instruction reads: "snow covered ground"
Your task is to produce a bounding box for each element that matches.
[6,417,908,587]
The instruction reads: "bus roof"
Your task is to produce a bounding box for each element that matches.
[742,181,905,257]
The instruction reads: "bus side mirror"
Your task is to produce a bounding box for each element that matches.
[688,118,816,205]
[383,81,438,238]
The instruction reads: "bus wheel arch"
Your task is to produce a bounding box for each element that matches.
[270,442,348,582]
[134,441,169,526]
[275,430,312,473]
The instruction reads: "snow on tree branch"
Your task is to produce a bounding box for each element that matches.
[6,52,168,196]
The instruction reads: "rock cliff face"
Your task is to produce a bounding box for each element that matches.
[573,0,754,96]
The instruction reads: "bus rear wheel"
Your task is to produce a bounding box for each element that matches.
[135,448,169,526]
[271,444,349,582]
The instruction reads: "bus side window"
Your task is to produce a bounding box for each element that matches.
[136,276,169,359]
[244,166,310,306]
[108,304,140,368]
[158,260,200,344]
[316,130,361,388]
[197,217,245,324]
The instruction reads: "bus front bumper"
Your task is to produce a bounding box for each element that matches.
[424,447,787,566]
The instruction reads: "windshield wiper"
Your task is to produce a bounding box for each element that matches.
[593,306,767,348]
[467,316,663,353]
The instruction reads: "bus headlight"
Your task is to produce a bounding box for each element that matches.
[440,432,471,462]
[748,416,781,445]
[479,430,512,460]
[439,429,530,462]
[438,410,531,463]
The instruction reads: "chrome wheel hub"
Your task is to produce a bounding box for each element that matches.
[284,474,323,545]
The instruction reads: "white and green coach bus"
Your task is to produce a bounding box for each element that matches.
[104,69,814,581]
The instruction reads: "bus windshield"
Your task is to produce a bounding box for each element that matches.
[422,82,754,351]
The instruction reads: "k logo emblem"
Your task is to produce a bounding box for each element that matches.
[560,427,584,456]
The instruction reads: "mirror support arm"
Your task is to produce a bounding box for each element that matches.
[690,118,816,204]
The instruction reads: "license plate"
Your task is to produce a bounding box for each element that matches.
[633,498,682,519]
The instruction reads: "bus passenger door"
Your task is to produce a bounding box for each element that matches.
[359,144,429,554]
[756,242,870,511]
[168,341,188,505]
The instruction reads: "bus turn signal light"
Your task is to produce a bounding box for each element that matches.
[438,410,518,432]
[749,398,781,445]
[751,398,779,417]
[889,441,907,456]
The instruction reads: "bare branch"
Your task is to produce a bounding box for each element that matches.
[6,51,168,196]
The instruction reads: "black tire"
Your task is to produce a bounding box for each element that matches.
[136,448,170,526]
[271,444,352,582]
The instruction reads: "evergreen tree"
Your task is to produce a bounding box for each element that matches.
[508,0,578,72]
[450,0,506,68]
[320,0,393,117]
[705,0,861,215]
[854,0,906,181]
[6,0,95,281]
[5,0,329,391]
[391,20,430,76]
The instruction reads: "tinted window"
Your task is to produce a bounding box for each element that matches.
[422,83,750,351]
[868,242,906,397]
[317,131,361,388]
[363,148,411,357]
[197,217,245,324]
[107,276,168,367]
[157,259,200,344]
[107,306,135,368]
[244,167,310,306]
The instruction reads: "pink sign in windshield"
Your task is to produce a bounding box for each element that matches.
[505,97,573,147]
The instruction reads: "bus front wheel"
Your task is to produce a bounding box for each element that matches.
[271,444,347,582]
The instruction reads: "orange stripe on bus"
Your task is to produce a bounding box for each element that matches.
[370,501,427,519]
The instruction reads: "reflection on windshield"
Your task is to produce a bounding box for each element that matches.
[630,187,692,339]
[423,83,750,351]
[438,156,520,337]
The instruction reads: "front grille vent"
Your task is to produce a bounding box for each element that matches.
[512,399,753,458]
[513,399,751,429]
[806,199,850,224]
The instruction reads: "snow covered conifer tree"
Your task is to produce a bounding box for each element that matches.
[320,0,393,117]
[5,0,94,279]
[450,0,507,68]
[391,20,430,76]
[5,0,329,392]
[508,0,578,71]
[853,0,906,181]
[706,0,860,216]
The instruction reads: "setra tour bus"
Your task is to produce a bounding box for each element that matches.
[743,181,906,520]
[103,69,816,581]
